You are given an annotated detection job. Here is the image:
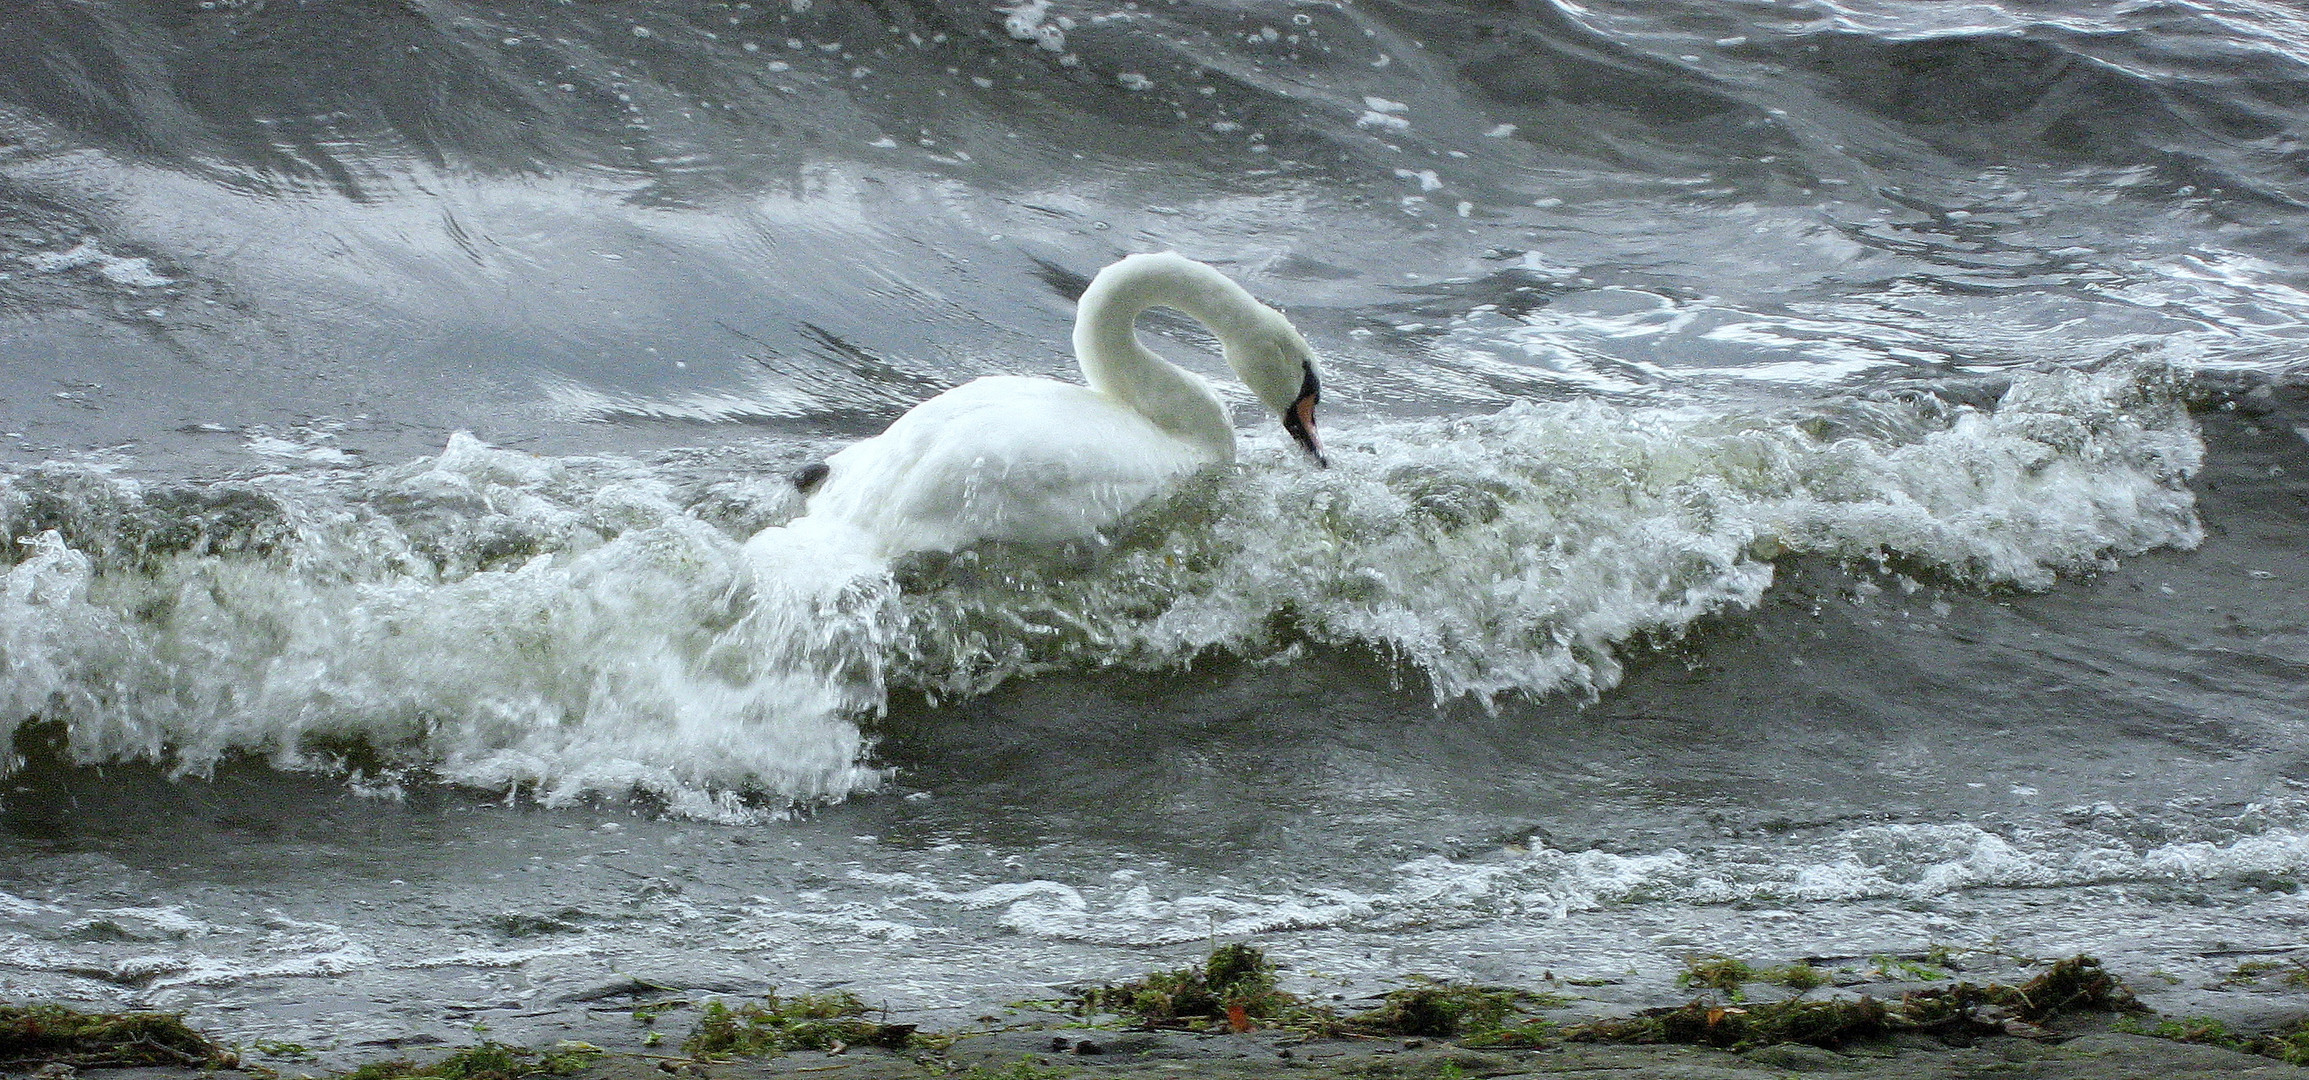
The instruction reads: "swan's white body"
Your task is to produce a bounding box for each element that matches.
[791,252,1323,556]
[799,376,1214,554]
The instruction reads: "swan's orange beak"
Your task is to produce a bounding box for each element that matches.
[1282,364,1326,467]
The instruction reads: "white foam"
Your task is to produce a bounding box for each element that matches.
[0,533,118,732]
[542,377,825,423]
[891,360,2200,707]
[0,893,68,918]
[0,363,2203,815]
[26,241,175,288]
[396,944,597,969]
[736,904,936,943]
[150,944,377,988]
[846,869,1375,945]
[1,436,887,818]
[84,906,239,939]
[832,811,2309,948]
[999,0,1067,52]
[1393,168,1443,192]
[245,434,359,465]
[0,932,198,987]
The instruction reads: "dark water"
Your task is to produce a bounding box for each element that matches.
[4,0,2309,1058]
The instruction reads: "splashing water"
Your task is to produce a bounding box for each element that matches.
[0,360,2201,817]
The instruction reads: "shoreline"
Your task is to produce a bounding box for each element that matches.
[13,950,2309,1080]
[12,1008,2309,1080]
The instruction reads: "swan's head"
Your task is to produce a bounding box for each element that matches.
[1226,312,1327,468]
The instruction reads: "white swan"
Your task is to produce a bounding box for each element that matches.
[789,252,1326,556]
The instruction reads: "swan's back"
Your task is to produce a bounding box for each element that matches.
[804,376,1219,555]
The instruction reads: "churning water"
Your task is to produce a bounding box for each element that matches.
[4,0,2309,1057]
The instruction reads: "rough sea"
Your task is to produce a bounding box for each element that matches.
[4,0,2309,1060]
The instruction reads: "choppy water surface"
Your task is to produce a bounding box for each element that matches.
[4,0,2309,1057]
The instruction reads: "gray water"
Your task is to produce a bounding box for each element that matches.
[5,0,2309,1060]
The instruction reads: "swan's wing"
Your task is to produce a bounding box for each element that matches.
[809,376,1216,553]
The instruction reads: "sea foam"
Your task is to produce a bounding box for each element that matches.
[0,362,2202,815]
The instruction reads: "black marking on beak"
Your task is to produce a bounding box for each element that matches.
[1281,361,1326,468]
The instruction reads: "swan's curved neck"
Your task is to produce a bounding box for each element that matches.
[1071,254,1263,459]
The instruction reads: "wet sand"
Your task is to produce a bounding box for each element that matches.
[61,1023,2309,1080]
[32,999,2309,1080]
[18,949,2309,1080]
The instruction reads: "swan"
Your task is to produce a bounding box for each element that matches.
[787,252,1326,556]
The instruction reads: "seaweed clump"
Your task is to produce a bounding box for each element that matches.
[1343,979,1565,1044]
[1074,947,1560,1043]
[1076,944,1294,1029]
[1895,954,2134,1032]
[0,1003,240,1070]
[1571,954,2137,1052]
[2249,1019,2309,1065]
[342,1041,604,1080]
[1572,997,1895,1051]
[2121,1012,2309,1066]
[685,990,919,1056]
[1678,955,1830,998]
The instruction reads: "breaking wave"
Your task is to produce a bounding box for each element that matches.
[0,360,2201,817]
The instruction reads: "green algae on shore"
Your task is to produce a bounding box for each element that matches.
[342,1041,604,1080]
[2118,1013,2309,1066]
[0,1002,240,1071]
[1569,954,2138,1051]
[1073,943,1295,1029]
[1569,995,1896,1050]
[1677,954,1831,998]
[1343,980,1569,1043]
[685,990,922,1056]
[14,950,2309,1080]
[1071,946,1562,1043]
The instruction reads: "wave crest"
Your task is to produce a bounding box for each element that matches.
[892,361,2201,704]
[0,364,2201,814]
